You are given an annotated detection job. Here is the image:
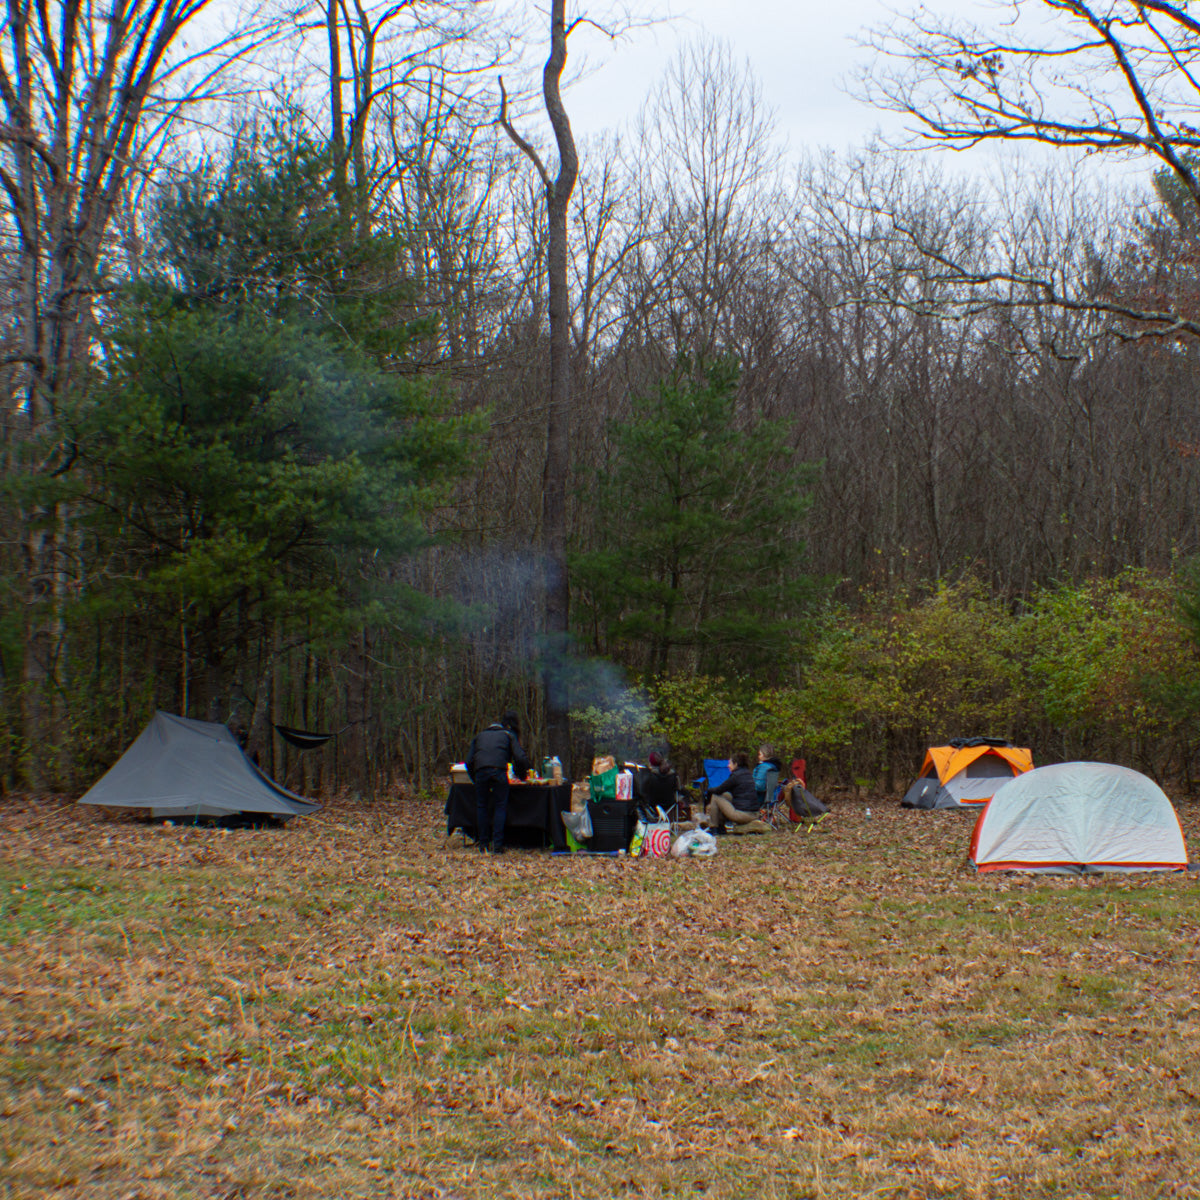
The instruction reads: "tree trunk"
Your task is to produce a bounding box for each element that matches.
[327,0,349,212]
[496,5,578,774]
[245,629,277,767]
[535,0,579,775]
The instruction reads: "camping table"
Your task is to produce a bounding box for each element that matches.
[445,782,572,851]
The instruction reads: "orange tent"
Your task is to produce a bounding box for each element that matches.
[901,740,1032,810]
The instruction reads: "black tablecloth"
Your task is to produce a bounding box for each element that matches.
[445,782,572,850]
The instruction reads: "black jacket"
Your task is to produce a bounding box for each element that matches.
[711,765,759,811]
[639,765,679,813]
[466,724,530,781]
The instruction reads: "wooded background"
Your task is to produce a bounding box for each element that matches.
[5,0,1200,795]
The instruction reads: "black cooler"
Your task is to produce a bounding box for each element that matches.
[586,799,637,851]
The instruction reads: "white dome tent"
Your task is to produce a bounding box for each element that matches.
[969,762,1188,875]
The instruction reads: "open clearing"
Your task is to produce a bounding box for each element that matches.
[2,792,1199,1199]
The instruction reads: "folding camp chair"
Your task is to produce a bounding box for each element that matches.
[695,758,731,793]
[786,764,830,832]
[759,767,783,828]
[688,758,732,825]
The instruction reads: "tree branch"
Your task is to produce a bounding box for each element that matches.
[496,74,551,191]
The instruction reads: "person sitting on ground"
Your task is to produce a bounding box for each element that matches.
[705,752,770,835]
[465,710,530,856]
[753,743,784,807]
[639,751,680,820]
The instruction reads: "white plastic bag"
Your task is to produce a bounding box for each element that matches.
[671,828,718,858]
[562,807,593,842]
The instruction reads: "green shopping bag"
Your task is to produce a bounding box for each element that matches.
[589,767,618,801]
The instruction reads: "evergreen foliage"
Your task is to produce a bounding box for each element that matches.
[571,357,819,684]
[16,127,481,762]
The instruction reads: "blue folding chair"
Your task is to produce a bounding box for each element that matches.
[693,758,731,795]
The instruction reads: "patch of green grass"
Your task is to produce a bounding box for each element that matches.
[4,797,1200,1198]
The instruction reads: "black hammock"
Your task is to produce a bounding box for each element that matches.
[275,724,349,751]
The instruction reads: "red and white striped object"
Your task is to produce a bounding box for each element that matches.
[646,827,672,857]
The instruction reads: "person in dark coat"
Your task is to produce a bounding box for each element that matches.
[705,751,769,834]
[639,751,680,819]
[465,711,530,854]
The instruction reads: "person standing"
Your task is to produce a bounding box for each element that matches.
[465,711,530,855]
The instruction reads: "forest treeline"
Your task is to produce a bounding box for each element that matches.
[4,6,1200,794]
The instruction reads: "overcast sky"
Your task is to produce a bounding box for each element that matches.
[554,0,1155,191]
[565,0,902,149]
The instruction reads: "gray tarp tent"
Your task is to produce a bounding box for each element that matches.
[78,711,320,820]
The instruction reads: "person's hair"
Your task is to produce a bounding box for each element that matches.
[733,752,750,770]
[758,743,775,760]
[648,751,664,769]
[500,710,520,736]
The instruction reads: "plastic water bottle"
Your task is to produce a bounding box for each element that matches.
[550,755,563,783]
[865,807,872,819]
[630,819,646,857]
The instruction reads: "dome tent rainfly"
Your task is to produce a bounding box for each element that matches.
[78,712,320,821]
[901,738,1033,811]
[969,761,1188,875]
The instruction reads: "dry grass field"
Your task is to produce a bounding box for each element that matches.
[2,790,1199,1200]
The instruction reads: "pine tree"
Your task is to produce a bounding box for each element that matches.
[572,358,818,685]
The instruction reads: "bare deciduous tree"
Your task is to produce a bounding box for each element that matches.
[497,0,578,771]
[381,77,510,367]
[0,0,269,429]
[863,0,1200,337]
[305,0,501,231]
[0,0,275,774]
[633,36,779,363]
